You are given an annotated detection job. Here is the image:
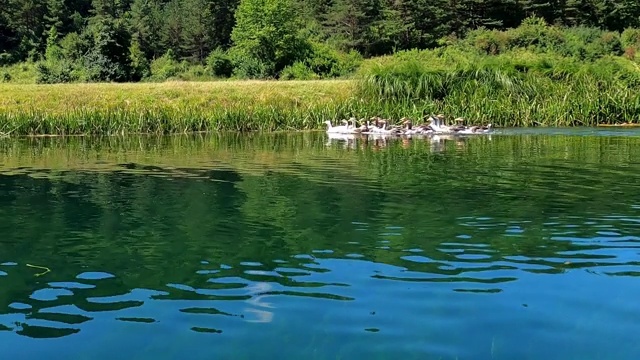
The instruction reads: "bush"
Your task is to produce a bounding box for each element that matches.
[507,16,549,49]
[468,28,510,55]
[0,53,12,66]
[129,39,150,81]
[1,72,11,82]
[304,42,362,78]
[206,48,233,78]
[149,50,183,80]
[232,57,274,79]
[82,51,128,82]
[60,32,88,61]
[621,28,640,49]
[280,62,318,80]
[35,60,77,84]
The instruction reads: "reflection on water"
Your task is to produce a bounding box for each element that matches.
[1,131,640,359]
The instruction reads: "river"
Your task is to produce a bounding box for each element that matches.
[1,129,639,359]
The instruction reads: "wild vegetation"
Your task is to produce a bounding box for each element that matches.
[2,1,640,133]
[0,81,359,134]
[359,18,640,126]
[2,0,640,82]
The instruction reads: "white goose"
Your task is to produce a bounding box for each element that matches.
[428,114,455,134]
[324,120,350,134]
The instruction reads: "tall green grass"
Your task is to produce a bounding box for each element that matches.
[357,49,640,126]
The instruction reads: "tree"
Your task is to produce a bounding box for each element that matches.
[127,0,163,59]
[181,0,215,61]
[323,0,377,54]
[230,0,310,75]
[161,0,184,57]
[44,0,68,33]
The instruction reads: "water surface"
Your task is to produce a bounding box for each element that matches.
[1,130,640,359]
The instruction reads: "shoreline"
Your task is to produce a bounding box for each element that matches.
[1,78,639,136]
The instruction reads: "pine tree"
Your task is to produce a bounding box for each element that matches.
[324,0,376,54]
[181,0,215,61]
[161,0,184,57]
[128,0,162,59]
[44,0,68,33]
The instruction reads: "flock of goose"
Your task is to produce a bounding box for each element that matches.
[324,114,493,136]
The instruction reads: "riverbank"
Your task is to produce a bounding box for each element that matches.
[0,80,362,135]
[3,56,640,136]
[2,18,640,136]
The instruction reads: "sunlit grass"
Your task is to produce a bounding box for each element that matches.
[357,49,640,126]
[0,80,360,134]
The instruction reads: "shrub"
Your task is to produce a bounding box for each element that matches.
[468,28,509,55]
[60,32,87,61]
[206,48,233,78]
[232,56,274,79]
[0,53,13,66]
[279,62,318,80]
[304,42,362,78]
[149,50,182,80]
[508,16,549,49]
[621,28,640,49]
[35,60,77,84]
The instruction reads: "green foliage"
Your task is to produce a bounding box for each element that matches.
[35,60,77,84]
[458,18,625,62]
[82,17,133,82]
[148,50,183,80]
[129,39,150,80]
[621,28,640,49]
[3,0,640,88]
[357,47,640,126]
[206,48,234,78]
[304,42,363,78]
[60,32,87,61]
[280,62,318,80]
[44,26,63,61]
[231,56,274,79]
[0,53,13,66]
[230,0,311,76]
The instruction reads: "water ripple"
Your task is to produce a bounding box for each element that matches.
[1,132,640,359]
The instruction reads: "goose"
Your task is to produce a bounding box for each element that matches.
[474,123,493,133]
[450,117,467,133]
[429,114,454,134]
[458,122,493,134]
[401,118,420,135]
[324,120,350,134]
[379,120,403,135]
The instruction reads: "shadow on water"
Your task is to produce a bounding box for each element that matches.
[1,130,640,359]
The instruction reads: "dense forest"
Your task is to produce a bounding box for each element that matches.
[1,0,640,82]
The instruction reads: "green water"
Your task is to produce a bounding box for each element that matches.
[1,130,640,359]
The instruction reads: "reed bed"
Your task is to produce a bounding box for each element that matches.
[357,50,640,127]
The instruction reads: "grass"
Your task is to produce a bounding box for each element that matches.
[0,80,361,135]
[357,48,640,127]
